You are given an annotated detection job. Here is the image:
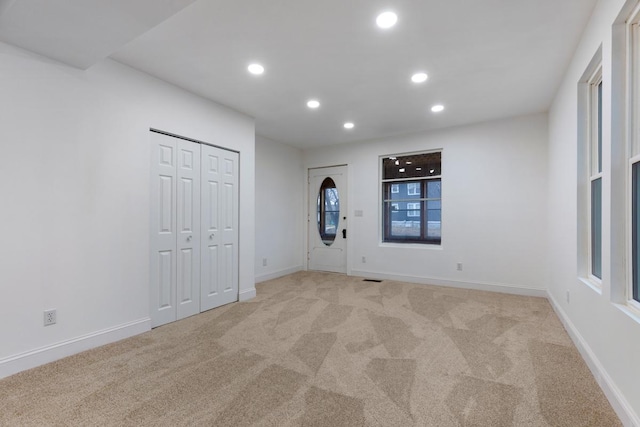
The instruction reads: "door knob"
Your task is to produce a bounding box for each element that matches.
[210,234,215,239]
[186,235,192,242]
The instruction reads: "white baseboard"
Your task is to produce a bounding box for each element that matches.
[239,287,257,301]
[0,318,150,380]
[547,292,640,427]
[349,269,547,298]
[255,265,303,284]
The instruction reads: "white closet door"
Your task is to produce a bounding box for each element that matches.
[201,144,239,311]
[176,139,201,320]
[150,132,201,327]
[150,132,178,327]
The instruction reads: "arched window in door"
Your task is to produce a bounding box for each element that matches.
[317,177,340,246]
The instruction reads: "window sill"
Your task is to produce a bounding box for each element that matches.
[613,302,640,325]
[578,276,602,295]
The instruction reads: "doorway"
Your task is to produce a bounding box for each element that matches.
[308,165,348,273]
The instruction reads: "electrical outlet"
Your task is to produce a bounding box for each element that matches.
[456,262,463,271]
[362,256,366,263]
[262,258,267,267]
[44,309,56,326]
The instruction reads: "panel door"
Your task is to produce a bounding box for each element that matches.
[308,165,348,273]
[176,139,201,320]
[150,132,178,327]
[201,144,239,311]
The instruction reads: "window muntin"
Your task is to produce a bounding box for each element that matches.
[382,152,441,244]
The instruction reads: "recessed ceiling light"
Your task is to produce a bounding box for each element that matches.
[307,99,320,109]
[247,63,264,75]
[344,122,355,129]
[399,168,406,173]
[411,73,428,83]
[376,11,397,29]
[431,104,445,113]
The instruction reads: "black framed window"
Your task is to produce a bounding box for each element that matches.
[382,152,441,244]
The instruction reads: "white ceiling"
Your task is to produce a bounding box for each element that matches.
[1,0,597,148]
[0,0,196,69]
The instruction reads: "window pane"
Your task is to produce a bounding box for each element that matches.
[426,200,441,239]
[598,81,602,173]
[386,201,421,237]
[318,178,339,246]
[591,178,602,279]
[407,183,420,195]
[388,182,421,200]
[407,202,420,217]
[428,200,441,210]
[633,163,640,302]
[427,180,441,198]
[325,188,339,211]
[324,212,339,235]
[383,152,441,179]
[389,203,403,221]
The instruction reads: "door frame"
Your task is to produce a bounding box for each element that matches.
[306,164,349,274]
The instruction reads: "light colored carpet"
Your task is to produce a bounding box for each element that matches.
[0,271,621,426]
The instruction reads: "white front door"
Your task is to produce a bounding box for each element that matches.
[200,144,239,311]
[308,165,348,273]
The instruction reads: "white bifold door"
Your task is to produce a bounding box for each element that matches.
[150,131,239,328]
[200,143,239,311]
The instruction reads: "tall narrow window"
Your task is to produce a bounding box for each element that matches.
[590,76,603,280]
[382,152,441,244]
[578,47,603,287]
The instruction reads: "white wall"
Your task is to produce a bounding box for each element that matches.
[547,0,640,424]
[255,136,304,282]
[302,113,549,295]
[0,42,255,378]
